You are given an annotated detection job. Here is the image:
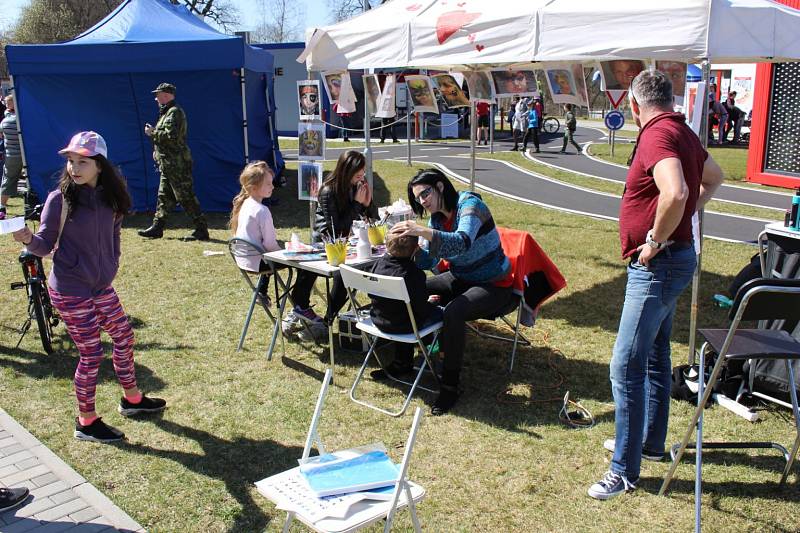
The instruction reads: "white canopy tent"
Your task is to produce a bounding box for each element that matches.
[299,0,800,70]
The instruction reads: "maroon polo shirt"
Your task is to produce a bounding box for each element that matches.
[619,112,707,259]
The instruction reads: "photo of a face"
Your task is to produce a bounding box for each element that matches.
[405,76,438,113]
[547,70,575,96]
[323,72,343,103]
[298,122,325,160]
[433,74,470,108]
[462,71,494,102]
[363,75,381,115]
[601,60,645,90]
[655,61,687,99]
[297,80,321,119]
[491,70,537,96]
[299,161,323,201]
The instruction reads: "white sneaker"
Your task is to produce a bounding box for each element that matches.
[281,310,301,336]
[603,438,664,462]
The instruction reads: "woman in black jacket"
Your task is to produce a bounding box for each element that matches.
[284,150,376,340]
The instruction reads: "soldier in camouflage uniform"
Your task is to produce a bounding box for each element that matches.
[139,82,209,241]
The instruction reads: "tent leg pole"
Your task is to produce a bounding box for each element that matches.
[240,68,250,163]
[470,101,476,191]
[364,70,373,190]
[406,85,412,166]
[489,105,494,154]
[688,60,711,367]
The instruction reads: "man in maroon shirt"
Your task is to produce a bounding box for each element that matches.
[588,70,723,500]
[475,101,490,145]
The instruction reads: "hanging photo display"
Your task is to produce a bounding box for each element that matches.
[544,64,589,106]
[462,71,495,102]
[599,60,646,91]
[322,71,344,104]
[405,75,439,114]
[376,74,397,118]
[298,161,323,201]
[337,71,357,113]
[298,122,325,161]
[363,74,381,115]
[491,69,537,97]
[432,74,470,108]
[297,80,321,120]
[655,61,687,105]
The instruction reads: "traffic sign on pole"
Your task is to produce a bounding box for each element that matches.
[605,90,628,109]
[604,110,625,131]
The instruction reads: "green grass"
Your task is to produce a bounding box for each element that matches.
[1,162,798,532]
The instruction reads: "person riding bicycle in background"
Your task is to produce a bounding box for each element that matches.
[12,131,166,443]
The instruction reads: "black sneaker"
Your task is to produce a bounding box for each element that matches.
[370,361,414,381]
[431,386,460,416]
[74,418,125,443]
[118,395,167,417]
[0,487,30,512]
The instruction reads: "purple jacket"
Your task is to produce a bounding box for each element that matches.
[27,187,122,297]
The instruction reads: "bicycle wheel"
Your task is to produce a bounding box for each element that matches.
[543,117,560,134]
[30,282,54,354]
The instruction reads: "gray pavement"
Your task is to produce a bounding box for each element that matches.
[0,409,144,533]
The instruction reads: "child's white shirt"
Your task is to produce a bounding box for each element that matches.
[234,197,279,272]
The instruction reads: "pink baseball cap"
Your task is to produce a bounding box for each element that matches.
[58,131,108,158]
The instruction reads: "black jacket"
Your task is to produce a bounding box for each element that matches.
[312,184,377,242]
[369,255,435,334]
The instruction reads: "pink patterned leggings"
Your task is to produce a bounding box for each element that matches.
[49,286,137,414]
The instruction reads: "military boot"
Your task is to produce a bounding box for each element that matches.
[184,226,209,242]
[138,219,165,239]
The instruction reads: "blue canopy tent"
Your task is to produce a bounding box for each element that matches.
[5,0,284,212]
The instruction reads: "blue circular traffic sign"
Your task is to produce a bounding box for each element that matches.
[604,110,625,131]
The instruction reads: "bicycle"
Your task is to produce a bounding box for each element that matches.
[10,204,60,354]
[541,116,560,134]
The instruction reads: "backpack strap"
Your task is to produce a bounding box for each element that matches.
[53,196,69,251]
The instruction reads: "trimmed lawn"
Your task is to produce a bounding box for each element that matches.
[1,160,797,531]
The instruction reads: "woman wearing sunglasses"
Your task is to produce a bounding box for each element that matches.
[392,168,512,415]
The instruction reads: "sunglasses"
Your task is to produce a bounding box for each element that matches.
[414,186,433,203]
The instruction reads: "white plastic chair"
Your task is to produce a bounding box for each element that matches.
[339,265,443,417]
[255,369,426,533]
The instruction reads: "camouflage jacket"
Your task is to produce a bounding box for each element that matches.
[152,101,191,162]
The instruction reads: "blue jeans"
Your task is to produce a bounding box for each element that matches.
[610,246,696,479]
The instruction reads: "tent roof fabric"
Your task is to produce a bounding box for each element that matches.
[6,0,268,74]
[300,0,800,71]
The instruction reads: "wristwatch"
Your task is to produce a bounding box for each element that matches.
[646,230,665,250]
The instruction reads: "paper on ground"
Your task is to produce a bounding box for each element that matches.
[0,217,25,234]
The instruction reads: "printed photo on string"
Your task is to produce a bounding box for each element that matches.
[298,122,325,160]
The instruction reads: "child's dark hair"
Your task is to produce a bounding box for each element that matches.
[59,154,131,216]
[407,168,458,217]
[386,231,418,258]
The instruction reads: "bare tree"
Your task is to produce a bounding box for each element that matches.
[170,0,240,31]
[327,0,388,23]
[252,0,305,43]
[12,0,123,44]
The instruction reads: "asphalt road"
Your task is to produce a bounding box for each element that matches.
[281,127,781,244]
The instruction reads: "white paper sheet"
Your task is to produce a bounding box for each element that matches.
[0,217,25,234]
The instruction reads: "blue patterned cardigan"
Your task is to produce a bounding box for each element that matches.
[415,191,510,284]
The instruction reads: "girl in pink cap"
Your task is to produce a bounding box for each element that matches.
[13,131,166,443]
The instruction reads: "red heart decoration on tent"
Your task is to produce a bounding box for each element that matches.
[475,44,485,52]
[407,3,422,11]
[436,10,481,44]
[467,33,476,43]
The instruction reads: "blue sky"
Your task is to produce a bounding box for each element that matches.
[1,0,332,36]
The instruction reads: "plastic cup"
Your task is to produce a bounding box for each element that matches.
[368,225,386,245]
[325,243,347,266]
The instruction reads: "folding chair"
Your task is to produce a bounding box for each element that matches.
[228,238,291,359]
[255,369,427,533]
[660,278,800,527]
[339,264,443,417]
[466,227,566,372]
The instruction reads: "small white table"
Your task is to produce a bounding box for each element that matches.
[263,250,379,383]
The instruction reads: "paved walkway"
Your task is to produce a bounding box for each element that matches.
[0,409,144,533]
